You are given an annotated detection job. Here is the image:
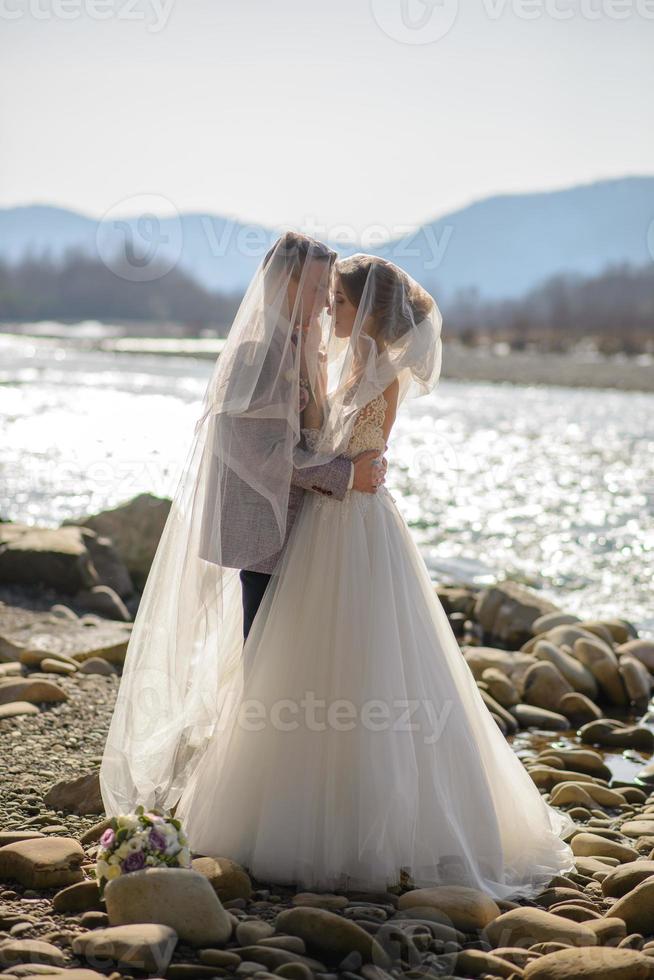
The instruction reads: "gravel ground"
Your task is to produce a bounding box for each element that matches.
[3,589,654,979]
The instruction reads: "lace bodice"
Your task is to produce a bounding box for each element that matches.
[344,392,387,458]
[301,391,388,460]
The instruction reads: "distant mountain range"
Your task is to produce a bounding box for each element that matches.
[1,175,652,303]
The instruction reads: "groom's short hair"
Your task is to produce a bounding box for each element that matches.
[264,231,336,280]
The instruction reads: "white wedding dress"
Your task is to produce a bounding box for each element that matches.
[174,392,577,898]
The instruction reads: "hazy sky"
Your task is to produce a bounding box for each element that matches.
[1,0,653,238]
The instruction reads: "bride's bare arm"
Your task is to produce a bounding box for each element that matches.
[373,378,399,485]
[382,377,400,444]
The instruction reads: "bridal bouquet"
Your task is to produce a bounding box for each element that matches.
[94,804,191,898]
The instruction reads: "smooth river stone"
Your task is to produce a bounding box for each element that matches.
[0,836,85,888]
[104,866,232,946]
[291,891,350,910]
[0,678,68,706]
[531,612,582,635]
[570,832,639,863]
[618,655,652,706]
[524,945,652,979]
[551,781,626,808]
[536,748,611,779]
[601,861,654,898]
[0,939,67,968]
[605,877,654,934]
[456,948,518,977]
[617,639,654,672]
[274,906,390,968]
[397,885,501,932]
[619,819,654,838]
[522,661,575,713]
[573,638,627,706]
[511,703,571,730]
[483,907,598,948]
[191,854,252,901]
[558,692,603,725]
[0,700,40,719]
[579,720,654,753]
[533,639,598,699]
[72,923,177,973]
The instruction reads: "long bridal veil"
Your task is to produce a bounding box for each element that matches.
[99,239,443,816]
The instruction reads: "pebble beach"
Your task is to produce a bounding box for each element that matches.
[2,511,654,979]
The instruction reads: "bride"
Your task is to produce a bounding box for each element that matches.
[100,234,577,899]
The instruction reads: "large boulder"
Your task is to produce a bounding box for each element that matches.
[474,582,560,647]
[64,492,170,590]
[0,523,133,597]
[0,524,96,593]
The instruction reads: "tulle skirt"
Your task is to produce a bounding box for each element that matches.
[175,485,577,898]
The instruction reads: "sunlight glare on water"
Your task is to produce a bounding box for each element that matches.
[1,332,652,636]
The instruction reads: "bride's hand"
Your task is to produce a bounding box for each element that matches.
[372,454,387,488]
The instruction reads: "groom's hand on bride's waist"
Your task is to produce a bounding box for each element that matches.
[352,450,387,494]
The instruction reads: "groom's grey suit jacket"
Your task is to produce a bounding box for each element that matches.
[245,451,352,574]
[199,334,353,576]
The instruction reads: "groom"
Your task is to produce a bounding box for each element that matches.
[237,234,387,640]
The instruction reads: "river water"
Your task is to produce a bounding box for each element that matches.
[1,328,652,638]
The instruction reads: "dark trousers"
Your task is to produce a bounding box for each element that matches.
[239,569,272,642]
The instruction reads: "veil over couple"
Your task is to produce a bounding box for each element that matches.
[100,233,576,897]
